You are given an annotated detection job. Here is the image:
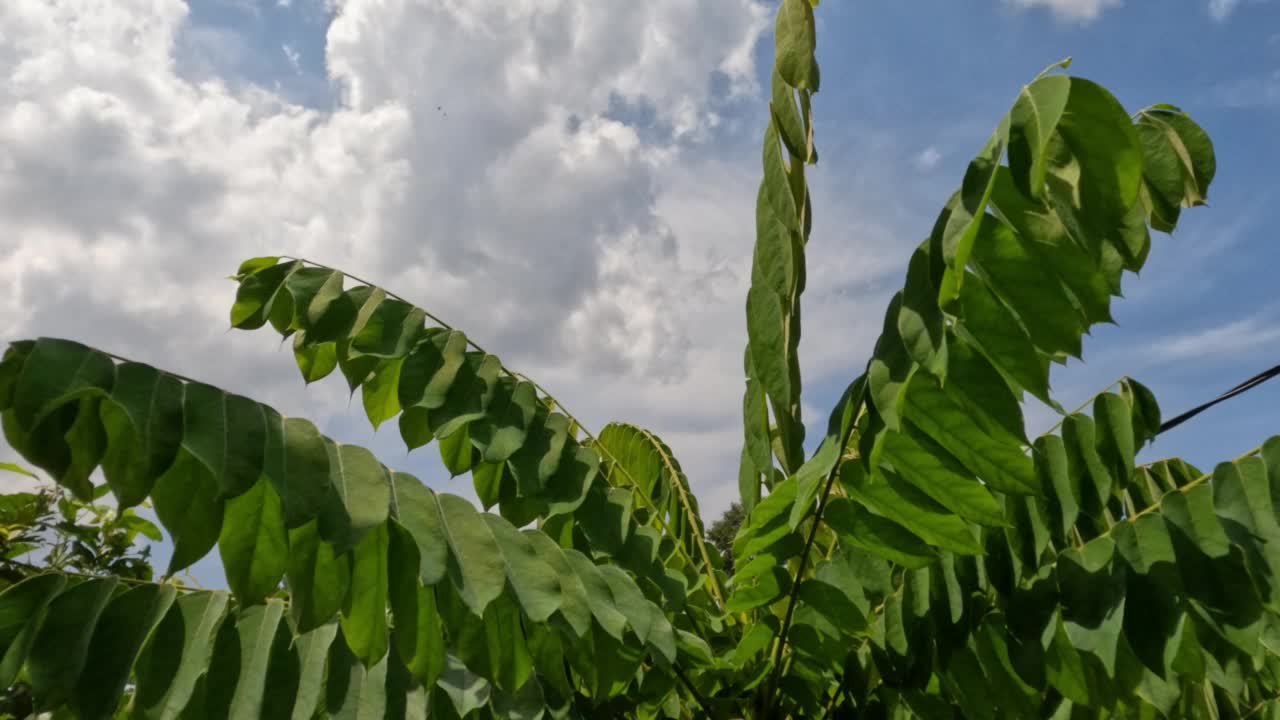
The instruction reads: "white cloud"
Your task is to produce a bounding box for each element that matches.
[282,43,301,74]
[913,145,942,172]
[1006,0,1122,22]
[1214,68,1280,108]
[1150,314,1280,362]
[0,0,795,520]
[1209,0,1241,20]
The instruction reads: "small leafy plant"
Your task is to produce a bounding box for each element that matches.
[0,1,1271,718]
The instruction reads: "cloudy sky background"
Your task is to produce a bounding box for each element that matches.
[2,0,1278,584]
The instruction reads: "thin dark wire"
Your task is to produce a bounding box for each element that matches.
[1157,361,1280,435]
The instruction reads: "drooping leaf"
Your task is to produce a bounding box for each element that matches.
[26,577,118,710]
[133,591,231,720]
[219,475,288,603]
[72,583,177,720]
[0,574,67,688]
[99,362,184,508]
[341,522,390,665]
[151,450,225,575]
[286,520,351,634]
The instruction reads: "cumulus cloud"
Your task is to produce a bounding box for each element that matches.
[0,0,801,518]
[1006,0,1122,22]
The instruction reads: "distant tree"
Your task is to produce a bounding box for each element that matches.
[707,501,745,574]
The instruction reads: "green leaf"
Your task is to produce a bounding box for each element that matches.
[99,362,184,508]
[341,522,390,665]
[398,330,467,411]
[542,440,597,517]
[307,286,386,346]
[133,591,232,720]
[435,655,491,717]
[562,550,629,642]
[1212,457,1280,608]
[770,65,808,161]
[747,285,793,418]
[261,618,302,719]
[72,583,177,720]
[337,340,381,393]
[823,497,936,569]
[471,378,537,464]
[899,243,948,378]
[1035,435,1079,543]
[286,520,351,634]
[10,339,115,429]
[152,450,225,574]
[1058,538,1126,676]
[362,356,404,430]
[389,473,449,585]
[321,441,391,549]
[728,555,792,613]
[264,413,333,529]
[437,494,507,614]
[523,531,592,638]
[219,475,288,603]
[841,462,981,555]
[284,267,345,330]
[181,383,267,499]
[438,422,473,477]
[988,169,1116,327]
[60,396,107,499]
[230,260,298,329]
[1094,392,1136,487]
[0,461,36,478]
[326,629,390,719]
[1048,78,1143,268]
[970,216,1085,358]
[387,522,446,688]
[26,577,118,710]
[479,514,562,622]
[903,371,1037,495]
[291,622,338,720]
[0,574,67,688]
[881,422,1005,526]
[957,271,1054,407]
[937,123,1006,303]
[742,376,771,506]
[868,293,914,432]
[774,0,818,90]
[350,299,426,359]
[598,565,676,661]
[506,410,565,497]
[226,600,287,718]
[293,335,339,384]
[733,476,800,560]
[1008,74,1071,199]
[1045,613,1092,705]
[427,352,502,440]
[1062,414,1113,520]
[236,256,281,277]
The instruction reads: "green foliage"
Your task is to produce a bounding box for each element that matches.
[0,0,1271,717]
[0,481,158,590]
[708,503,746,575]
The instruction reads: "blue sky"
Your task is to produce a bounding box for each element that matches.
[1,0,1278,586]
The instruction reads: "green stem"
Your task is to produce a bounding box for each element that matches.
[673,665,725,720]
[1038,377,1124,439]
[760,400,863,716]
